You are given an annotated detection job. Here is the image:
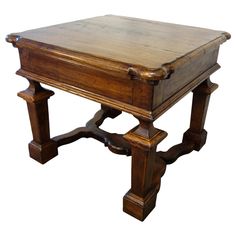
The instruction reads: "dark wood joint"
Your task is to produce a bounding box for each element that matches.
[193,78,218,95]
[183,129,207,151]
[17,80,54,103]
[124,124,167,150]
[100,104,122,118]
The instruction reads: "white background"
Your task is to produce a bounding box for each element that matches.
[0,0,235,235]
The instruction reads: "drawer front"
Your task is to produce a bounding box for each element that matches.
[19,49,133,104]
[153,46,220,110]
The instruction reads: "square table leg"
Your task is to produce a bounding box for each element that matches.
[18,80,58,164]
[123,78,218,220]
[123,119,167,221]
[183,78,218,150]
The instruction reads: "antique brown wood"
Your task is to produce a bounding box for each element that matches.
[17,80,58,164]
[6,15,230,221]
[123,120,167,220]
[53,105,131,155]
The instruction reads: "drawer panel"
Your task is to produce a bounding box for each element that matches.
[19,49,133,104]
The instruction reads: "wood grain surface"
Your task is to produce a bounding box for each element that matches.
[6,15,230,81]
[6,15,230,221]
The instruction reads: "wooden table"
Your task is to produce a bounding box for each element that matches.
[6,15,230,221]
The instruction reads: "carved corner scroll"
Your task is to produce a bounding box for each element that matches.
[6,33,21,47]
[128,63,174,84]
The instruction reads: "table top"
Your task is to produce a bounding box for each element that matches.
[6,15,230,120]
[7,15,230,81]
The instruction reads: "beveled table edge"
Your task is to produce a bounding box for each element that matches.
[6,29,230,84]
